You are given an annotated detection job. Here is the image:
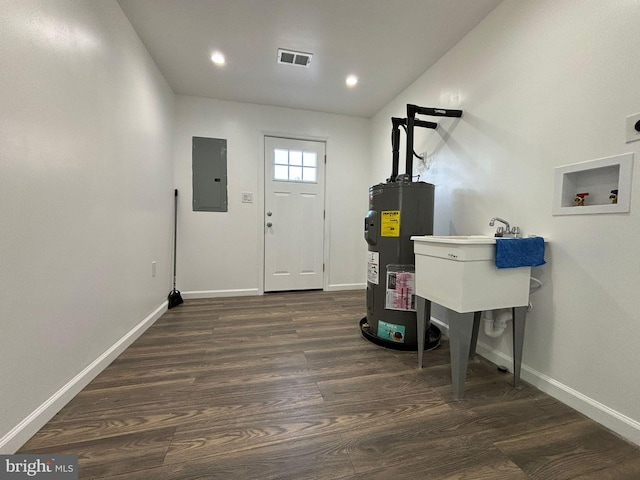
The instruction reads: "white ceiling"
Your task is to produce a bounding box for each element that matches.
[118,0,501,118]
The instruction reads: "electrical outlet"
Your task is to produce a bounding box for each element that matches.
[151,261,156,277]
[625,112,640,143]
[241,192,254,203]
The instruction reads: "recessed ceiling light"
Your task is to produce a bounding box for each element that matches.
[211,52,226,65]
[346,75,358,87]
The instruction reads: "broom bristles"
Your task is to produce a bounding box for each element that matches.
[168,289,183,309]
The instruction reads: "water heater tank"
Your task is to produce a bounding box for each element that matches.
[363,179,437,348]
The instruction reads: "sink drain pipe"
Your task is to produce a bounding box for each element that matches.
[483,309,511,338]
[483,276,543,338]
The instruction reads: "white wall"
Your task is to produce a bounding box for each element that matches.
[0,0,175,451]
[371,0,640,444]
[174,96,370,296]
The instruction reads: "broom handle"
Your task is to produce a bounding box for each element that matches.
[173,189,178,289]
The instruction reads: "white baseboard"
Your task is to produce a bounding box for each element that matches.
[182,288,260,299]
[181,283,367,300]
[431,314,640,446]
[430,316,449,335]
[474,341,640,446]
[184,286,364,298]
[0,301,168,454]
[326,283,366,291]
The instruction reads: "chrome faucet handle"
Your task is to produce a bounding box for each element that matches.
[490,217,511,235]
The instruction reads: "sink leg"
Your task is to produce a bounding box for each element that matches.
[449,311,476,400]
[416,296,430,369]
[469,311,482,360]
[512,306,527,387]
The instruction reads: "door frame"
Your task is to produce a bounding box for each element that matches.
[258,131,330,294]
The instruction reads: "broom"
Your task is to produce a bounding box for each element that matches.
[168,189,183,309]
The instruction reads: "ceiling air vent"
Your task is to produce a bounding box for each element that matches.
[277,48,312,68]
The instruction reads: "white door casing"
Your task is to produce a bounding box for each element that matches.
[264,136,325,292]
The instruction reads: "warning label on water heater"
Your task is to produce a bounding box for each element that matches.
[385,270,416,312]
[367,251,379,285]
[380,210,400,237]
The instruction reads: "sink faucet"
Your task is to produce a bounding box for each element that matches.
[489,217,520,237]
[489,217,510,231]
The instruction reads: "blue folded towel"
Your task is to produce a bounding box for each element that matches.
[495,237,546,269]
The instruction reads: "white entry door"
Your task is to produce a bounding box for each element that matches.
[264,136,325,292]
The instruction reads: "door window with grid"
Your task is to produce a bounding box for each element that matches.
[273,149,317,183]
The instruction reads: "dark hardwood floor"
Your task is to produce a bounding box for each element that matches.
[19,290,640,479]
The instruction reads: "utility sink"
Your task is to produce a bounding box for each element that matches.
[410,235,532,313]
[417,235,496,242]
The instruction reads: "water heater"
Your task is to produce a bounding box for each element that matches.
[361,104,462,349]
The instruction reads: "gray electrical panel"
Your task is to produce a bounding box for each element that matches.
[192,136,228,212]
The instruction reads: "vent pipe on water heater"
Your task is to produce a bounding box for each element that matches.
[405,104,462,178]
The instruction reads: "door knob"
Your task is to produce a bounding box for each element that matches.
[267,211,272,216]
[266,222,273,227]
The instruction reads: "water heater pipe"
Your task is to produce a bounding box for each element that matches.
[390,117,404,180]
[390,117,437,181]
[405,104,463,178]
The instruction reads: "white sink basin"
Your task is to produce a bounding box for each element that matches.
[417,235,496,243]
[410,235,533,313]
